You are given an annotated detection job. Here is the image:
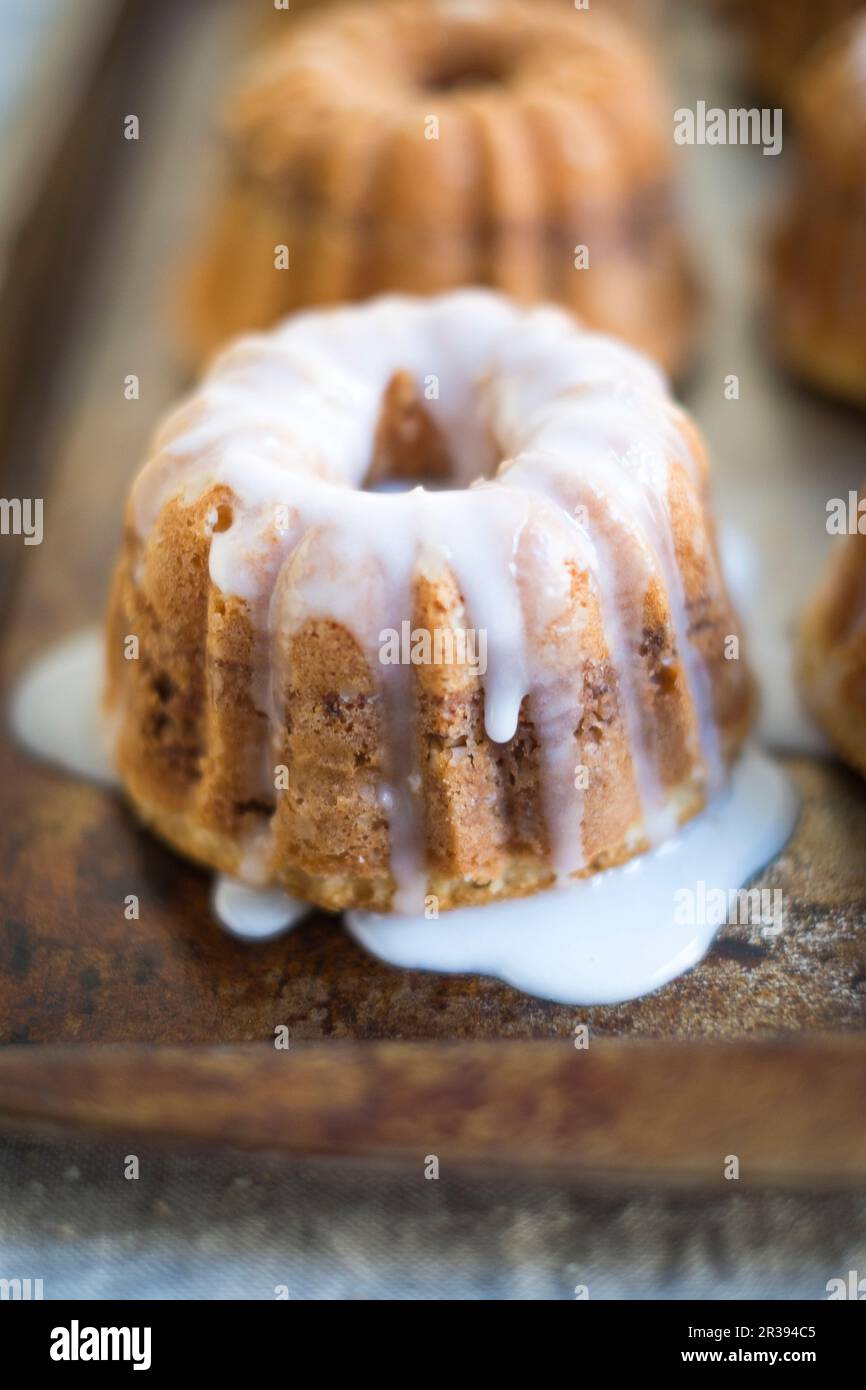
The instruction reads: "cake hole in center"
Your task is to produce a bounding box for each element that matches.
[362,369,496,493]
[422,52,508,93]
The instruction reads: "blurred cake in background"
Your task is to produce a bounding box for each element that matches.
[724,0,865,100]
[799,487,866,779]
[770,15,866,407]
[257,0,659,34]
[182,0,695,373]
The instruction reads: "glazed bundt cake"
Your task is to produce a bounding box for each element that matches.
[182,0,696,374]
[106,291,753,914]
[799,493,866,778]
[770,15,866,407]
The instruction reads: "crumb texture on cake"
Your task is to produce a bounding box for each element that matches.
[182,0,695,372]
[106,290,753,913]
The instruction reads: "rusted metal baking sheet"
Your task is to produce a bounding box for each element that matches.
[0,0,863,1172]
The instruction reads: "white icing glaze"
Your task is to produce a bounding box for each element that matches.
[126,290,726,911]
[213,876,310,940]
[8,628,116,785]
[347,744,798,1005]
[8,634,797,1004]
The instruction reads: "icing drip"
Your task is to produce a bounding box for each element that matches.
[213,876,309,940]
[365,489,430,915]
[347,744,798,1005]
[503,452,671,850]
[125,291,738,909]
[9,635,798,1006]
[438,484,532,746]
[9,629,115,785]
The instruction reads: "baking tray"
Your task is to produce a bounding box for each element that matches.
[0,0,864,1183]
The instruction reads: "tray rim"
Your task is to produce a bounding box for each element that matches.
[1,1035,864,1187]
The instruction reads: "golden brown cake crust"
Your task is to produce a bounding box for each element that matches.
[724,0,865,101]
[769,15,866,406]
[799,506,866,781]
[181,0,696,373]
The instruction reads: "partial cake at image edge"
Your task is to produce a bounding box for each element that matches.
[770,12,866,407]
[799,489,866,780]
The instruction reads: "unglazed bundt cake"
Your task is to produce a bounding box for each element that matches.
[725,0,865,100]
[260,0,656,28]
[182,0,696,374]
[770,15,866,406]
[106,291,753,914]
[799,492,866,778]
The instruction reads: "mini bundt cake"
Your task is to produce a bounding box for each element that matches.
[770,15,866,406]
[724,0,865,100]
[261,0,655,27]
[799,494,866,778]
[106,290,753,913]
[182,0,696,374]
